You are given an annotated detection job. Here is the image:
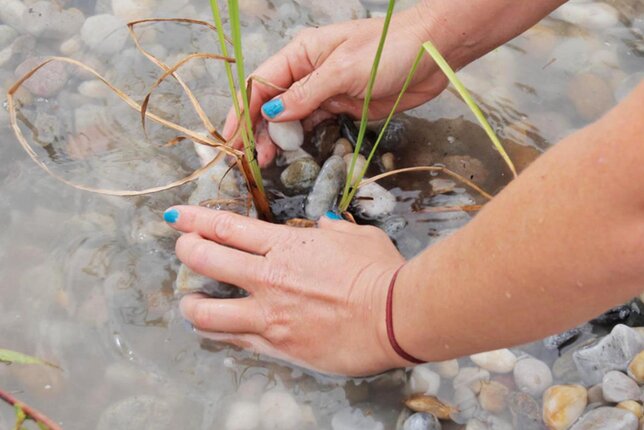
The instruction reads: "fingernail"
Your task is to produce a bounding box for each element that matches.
[163,208,180,223]
[262,98,284,119]
[325,210,342,221]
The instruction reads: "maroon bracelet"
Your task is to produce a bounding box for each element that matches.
[386,265,425,364]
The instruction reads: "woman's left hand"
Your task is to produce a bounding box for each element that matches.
[163,205,410,376]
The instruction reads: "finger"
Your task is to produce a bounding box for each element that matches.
[165,206,287,255]
[261,62,347,122]
[318,211,361,233]
[176,233,265,289]
[255,120,278,167]
[180,294,266,334]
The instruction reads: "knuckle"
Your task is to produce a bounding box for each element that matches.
[288,79,311,104]
[259,265,286,289]
[209,213,235,242]
[191,303,213,330]
[187,241,211,272]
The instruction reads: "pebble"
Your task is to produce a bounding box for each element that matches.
[0,25,17,50]
[452,386,480,423]
[508,392,542,430]
[23,2,84,39]
[344,153,367,184]
[569,407,638,430]
[0,0,27,29]
[268,121,304,151]
[377,215,407,238]
[602,371,641,403]
[409,365,441,396]
[430,179,456,195]
[280,158,320,192]
[454,367,491,394]
[381,152,395,172]
[542,385,588,430]
[443,155,489,183]
[432,359,459,379]
[111,0,153,21]
[402,412,441,430]
[551,3,619,30]
[277,148,312,166]
[470,349,517,374]
[567,73,615,122]
[81,14,128,55]
[628,351,644,384]
[15,57,69,97]
[617,401,643,420]
[333,138,353,157]
[478,381,509,414]
[513,357,553,397]
[573,324,644,385]
[331,407,384,430]
[78,80,112,99]
[96,396,172,430]
[60,36,83,55]
[225,401,260,430]
[259,391,302,430]
[305,155,345,220]
[587,384,605,405]
[354,182,396,219]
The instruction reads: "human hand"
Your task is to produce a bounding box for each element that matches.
[222,2,456,166]
[164,205,412,376]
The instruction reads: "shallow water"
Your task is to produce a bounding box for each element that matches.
[0,0,642,428]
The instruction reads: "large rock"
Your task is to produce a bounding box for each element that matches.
[569,407,638,430]
[573,324,644,385]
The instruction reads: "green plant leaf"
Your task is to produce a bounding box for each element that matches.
[0,349,59,369]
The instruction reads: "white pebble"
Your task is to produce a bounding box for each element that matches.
[0,0,27,29]
[344,153,367,184]
[60,36,82,55]
[268,121,304,151]
[354,182,396,219]
[470,349,517,374]
[81,14,128,55]
[111,0,152,21]
[513,357,553,397]
[408,365,441,396]
[432,359,459,379]
[454,367,490,394]
[225,401,260,430]
[259,391,302,430]
[331,407,383,430]
[78,80,111,98]
[602,371,640,403]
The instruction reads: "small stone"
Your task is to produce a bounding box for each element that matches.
[377,215,407,238]
[381,152,395,172]
[277,148,312,166]
[111,0,153,20]
[479,381,509,414]
[454,367,491,394]
[0,25,17,49]
[466,419,488,430]
[402,412,441,430]
[81,14,128,55]
[0,0,27,29]
[570,407,638,430]
[96,396,172,430]
[587,384,606,405]
[628,351,644,384]
[452,386,480,423]
[573,324,644,385]
[513,357,553,397]
[354,182,396,219]
[551,3,619,30]
[259,391,302,430]
[617,401,644,420]
[443,155,489,183]
[305,155,345,220]
[567,73,615,122]
[409,365,441,396]
[333,138,353,157]
[432,360,459,379]
[344,153,367,184]
[404,395,456,419]
[280,158,320,192]
[225,401,260,430]
[23,2,84,39]
[429,178,457,195]
[603,371,640,403]
[15,57,69,97]
[78,80,111,99]
[542,385,588,430]
[268,121,304,151]
[470,349,517,374]
[508,392,542,429]
[60,36,82,55]
[331,407,384,430]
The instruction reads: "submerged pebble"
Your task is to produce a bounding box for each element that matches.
[259,391,302,430]
[354,182,396,219]
[81,14,128,55]
[331,407,384,430]
[305,155,345,219]
[280,158,320,192]
[470,349,517,374]
[268,120,304,151]
[569,407,638,430]
[409,365,441,396]
[15,57,69,97]
[542,384,587,430]
[513,357,553,397]
[627,350,644,384]
[402,412,441,430]
[478,380,509,414]
[602,371,640,403]
[225,401,260,430]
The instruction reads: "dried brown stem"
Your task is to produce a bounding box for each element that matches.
[0,388,62,430]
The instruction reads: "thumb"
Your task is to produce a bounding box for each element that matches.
[261,64,344,122]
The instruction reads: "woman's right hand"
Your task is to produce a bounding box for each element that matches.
[222,2,462,166]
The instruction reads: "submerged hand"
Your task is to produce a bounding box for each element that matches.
[222,2,453,165]
[164,206,410,376]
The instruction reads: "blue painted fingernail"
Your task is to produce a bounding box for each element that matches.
[164,208,180,223]
[262,98,284,119]
[325,210,342,220]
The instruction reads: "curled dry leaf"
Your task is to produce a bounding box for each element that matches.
[404,394,458,419]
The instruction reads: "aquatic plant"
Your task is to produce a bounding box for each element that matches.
[338,0,517,213]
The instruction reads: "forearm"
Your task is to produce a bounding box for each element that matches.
[395,82,644,362]
[412,0,568,68]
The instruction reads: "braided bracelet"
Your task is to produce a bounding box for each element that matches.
[386,265,425,364]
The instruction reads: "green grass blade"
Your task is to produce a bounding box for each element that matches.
[339,47,424,211]
[341,0,396,206]
[0,349,59,369]
[422,40,517,177]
